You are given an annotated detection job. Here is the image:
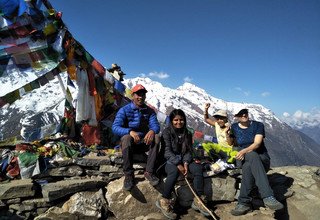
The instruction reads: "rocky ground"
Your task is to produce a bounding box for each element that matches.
[0,154,319,220]
[102,165,320,220]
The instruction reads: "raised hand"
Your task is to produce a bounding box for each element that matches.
[205,103,210,110]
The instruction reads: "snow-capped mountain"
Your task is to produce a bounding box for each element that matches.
[124,77,320,167]
[0,73,66,142]
[1,75,320,167]
[124,77,281,127]
[281,110,320,145]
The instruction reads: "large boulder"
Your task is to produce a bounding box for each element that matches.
[105,175,162,219]
[269,166,320,220]
[176,175,236,207]
[62,189,108,219]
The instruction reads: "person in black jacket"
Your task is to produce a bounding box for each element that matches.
[155,109,210,219]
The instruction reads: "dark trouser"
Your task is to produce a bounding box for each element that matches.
[121,134,160,175]
[163,162,204,199]
[238,151,273,205]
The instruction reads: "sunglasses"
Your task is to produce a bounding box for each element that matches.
[134,91,146,96]
[214,116,227,120]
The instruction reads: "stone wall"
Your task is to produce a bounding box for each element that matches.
[0,154,320,220]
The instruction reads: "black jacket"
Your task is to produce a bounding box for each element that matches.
[161,127,193,165]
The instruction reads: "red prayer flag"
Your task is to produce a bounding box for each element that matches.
[91,59,105,77]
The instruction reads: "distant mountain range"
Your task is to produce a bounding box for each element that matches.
[1,74,319,167]
[284,122,320,146]
[280,108,320,145]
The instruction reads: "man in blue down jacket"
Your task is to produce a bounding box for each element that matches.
[112,84,160,191]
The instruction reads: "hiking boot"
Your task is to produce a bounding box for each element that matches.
[144,171,159,186]
[155,198,177,220]
[230,203,252,216]
[123,174,134,191]
[263,196,284,210]
[191,195,210,217]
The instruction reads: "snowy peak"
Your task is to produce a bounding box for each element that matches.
[124,77,164,92]
[124,77,282,128]
[177,82,206,94]
[123,77,320,166]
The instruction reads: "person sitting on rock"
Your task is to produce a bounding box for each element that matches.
[112,84,160,191]
[156,109,210,219]
[227,108,284,216]
[203,103,237,163]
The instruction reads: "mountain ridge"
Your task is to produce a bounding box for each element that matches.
[1,75,319,167]
[124,77,320,167]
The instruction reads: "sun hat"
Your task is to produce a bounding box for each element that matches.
[131,84,147,94]
[234,109,249,117]
[213,109,228,118]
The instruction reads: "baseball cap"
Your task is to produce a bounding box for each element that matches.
[234,109,248,117]
[131,84,148,94]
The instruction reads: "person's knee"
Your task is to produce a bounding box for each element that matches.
[189,163,203,175]
[168,170,179,178]
[244,151,260,161]
[166,165,179,177]
[154,133,160,141]
[121,134,133,149]
[149,134,161,151]
[121,134,132,141]
[153,134,161,146]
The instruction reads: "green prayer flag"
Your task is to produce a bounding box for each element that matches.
[18,152,39,167]
[4,90,20,104]
[23,83,33,92]
[85,51,94,63]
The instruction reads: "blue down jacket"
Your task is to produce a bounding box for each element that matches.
[112,102,160,137]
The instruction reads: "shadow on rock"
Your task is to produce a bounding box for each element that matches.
[269,172,294,220]
[130,185,147,203]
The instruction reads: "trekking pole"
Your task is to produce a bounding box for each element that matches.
[184,177,217,220]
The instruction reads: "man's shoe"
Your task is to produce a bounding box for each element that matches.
[191,195,211,217]
[263,196,284,210]
[230,203,252,216]
[155,198,177,220]
[123,174,134,191]
[144,171,159,186]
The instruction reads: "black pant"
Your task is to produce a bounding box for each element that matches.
[121,134,160,175]
[238,151,274,204]
[163,162,204,199]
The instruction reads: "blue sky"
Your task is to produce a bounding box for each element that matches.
[50,0,320,120]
